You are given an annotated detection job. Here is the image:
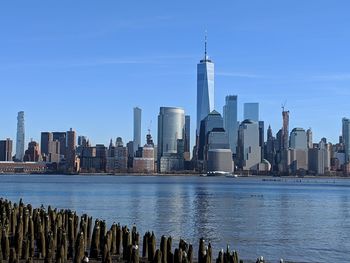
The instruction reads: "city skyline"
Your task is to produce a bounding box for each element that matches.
[1,1,350,146]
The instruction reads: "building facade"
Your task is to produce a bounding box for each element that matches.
[0,139,13,162]
[157,107,185,173]
[197,39,214,135]
[15,111,25,161]
[237,120,261,171]
[342,118,350,163]
[133,107,142,154]
[243,103,259,122]
[223,95,238,155]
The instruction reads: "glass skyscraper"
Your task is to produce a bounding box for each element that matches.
[133,107,142,153]
[342,118,350,162]
[197,39,214,135]
[243,103,259,122]
[15,111,25,161]
[223,95,238,154]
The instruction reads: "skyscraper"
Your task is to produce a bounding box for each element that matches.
[53,132,66,157]
[290,128,307,150]
[223,95,238,154]
[66,128,77,172]
[282,109,290,150]
[342,118,350,162]
[157,107,185,172]
[237,120,261,171]
[0,138,13,161]
[133,107,142,154]
[15,111,25,161]
[197,36,214,135]
[41,132,53,156]
[244,103,259,122]
[184,115,191,153]
[306,128,313,149]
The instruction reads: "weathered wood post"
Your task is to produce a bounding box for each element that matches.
[74,232,85,263]
[90,220,100,259]
[198,238,206,263]
[142,232,149,259]
[153,249,162,263]
[148,232,156,262]
[167,236,174,263]
[160,235,167,263]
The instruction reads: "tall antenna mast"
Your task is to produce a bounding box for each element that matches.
[204,30,208,59]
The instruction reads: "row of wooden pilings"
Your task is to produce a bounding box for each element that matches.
[0,198,244,263]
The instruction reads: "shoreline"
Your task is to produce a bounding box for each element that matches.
[1,172,350,180]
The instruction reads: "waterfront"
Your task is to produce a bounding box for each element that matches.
[1,175,349,262]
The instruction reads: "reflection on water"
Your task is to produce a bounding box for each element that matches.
[1,175,350,262]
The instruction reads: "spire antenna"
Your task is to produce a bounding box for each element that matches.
[204,30,208,59]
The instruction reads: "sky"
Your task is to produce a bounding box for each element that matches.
[1,1,350,149]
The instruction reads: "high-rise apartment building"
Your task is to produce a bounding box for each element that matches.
[133,107,142,154]
[15,111,25,161]
[244,103,259,122]
[0,138,13,161]
[223,95,238,154]
[197,37,214,135]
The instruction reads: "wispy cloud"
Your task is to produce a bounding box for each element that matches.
[216,71,267,79]
[0,54,195,70]
[311,73,350,81]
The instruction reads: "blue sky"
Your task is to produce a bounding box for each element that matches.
[1,1,350,149]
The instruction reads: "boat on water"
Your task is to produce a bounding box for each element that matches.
[206,171,236,177]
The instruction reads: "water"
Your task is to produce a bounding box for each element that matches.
[0,174,349,263]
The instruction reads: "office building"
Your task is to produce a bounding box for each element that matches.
[342,118,350,163]
[41,132,53,157]
[265,125,276,169]
[198,110,224,161]
[133,107,142,153]
[307,128,313,149]
[243,103,259,122]
[23,141,41,162]
[290,128,307,150]
[15,111,25,161]
[53,132,67,157]
[184,115,191,153]
[157,107,185,173]
[237,120,261,171]
[133,134,155,174]
[0,138,13,161]
[197,36,214,135]
[288,128,308,173]
[223,95,238,154]
[66,128,77,172]
[259,121,265,160]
